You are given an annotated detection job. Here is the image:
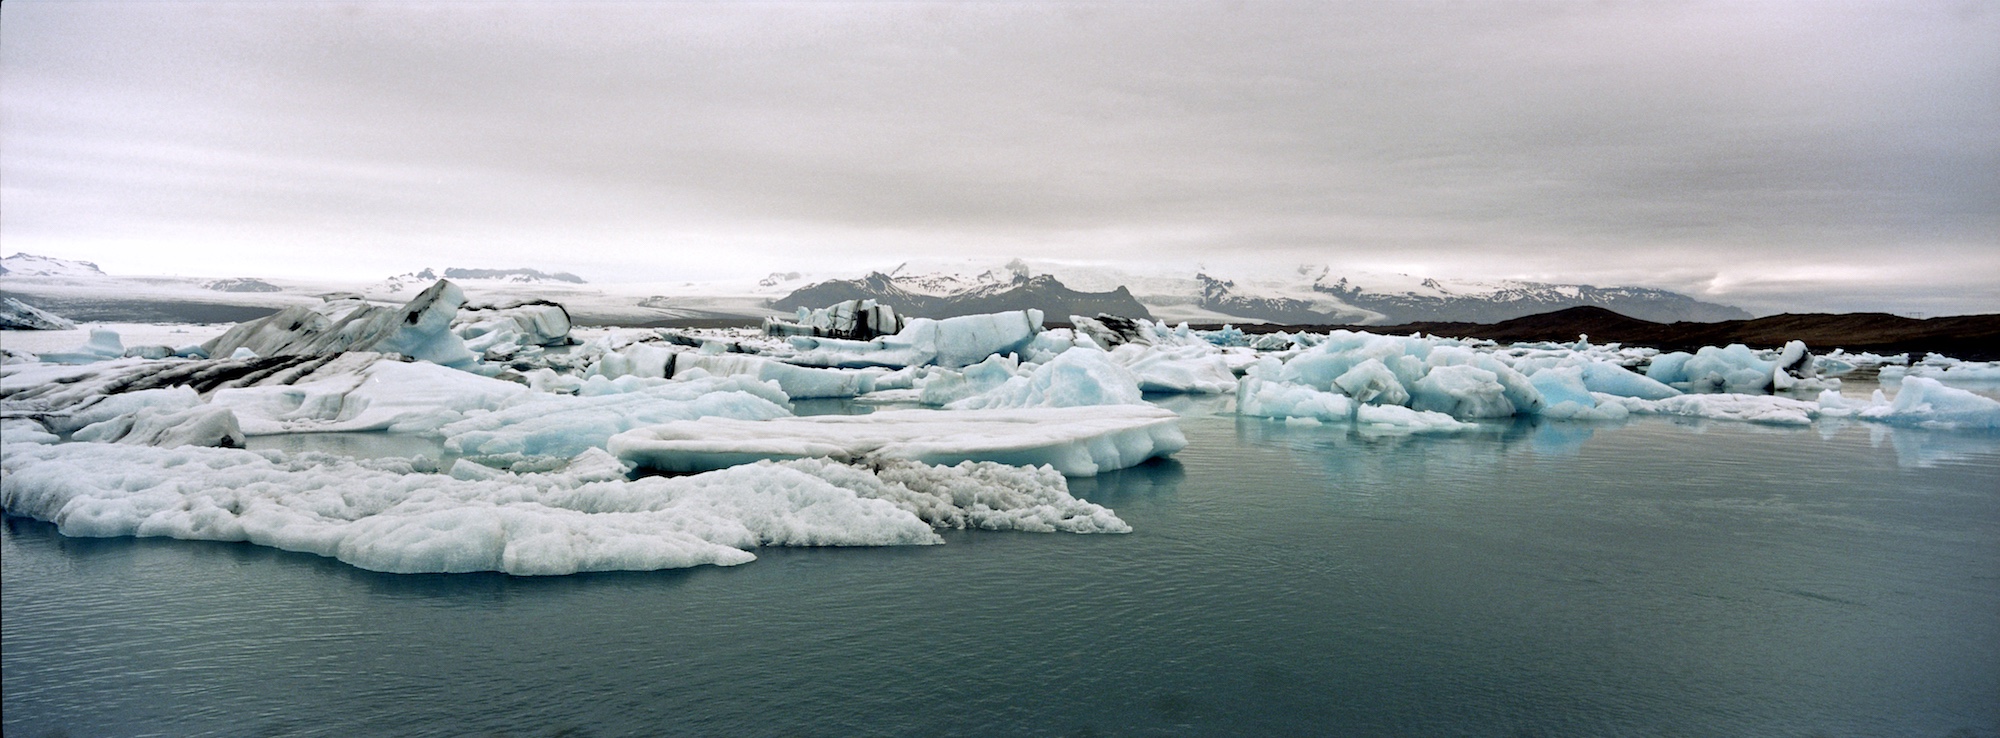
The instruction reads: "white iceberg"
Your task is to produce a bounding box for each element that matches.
[1108,343,1239,394]
[439,375,793,458]
[944,347,1147,410]
[1235,374,1474,433]
[1855,377,2000,429]
[0,443,1127,576]
[783,309,1045,369]
[203,280,477,368]
[454,300,574,359]
[32,328,126,365]
[71,404,245,448]
[0,297,76,330]
[609,405,1185,476]
[211,354,532,434]
[673,353,877,399]
[1598,392,1820,426]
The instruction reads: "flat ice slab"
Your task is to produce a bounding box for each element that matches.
[610,405,1187,476]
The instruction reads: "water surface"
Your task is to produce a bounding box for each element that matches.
[5,412,1997,737]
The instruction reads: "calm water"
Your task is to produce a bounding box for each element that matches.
[5,407,1998,738]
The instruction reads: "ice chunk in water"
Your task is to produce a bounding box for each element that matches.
[72,404,244,448]
[34,329,126,365]
[0,444,1130,575]
[609,405,1185,477]
[945,348,1146,410]
[440,375,793,457]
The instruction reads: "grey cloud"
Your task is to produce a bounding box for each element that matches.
[2,1,1994,312]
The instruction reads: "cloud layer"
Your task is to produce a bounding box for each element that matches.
[3,2,1995,314]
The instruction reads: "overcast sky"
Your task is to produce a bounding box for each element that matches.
[3,1,1995,314]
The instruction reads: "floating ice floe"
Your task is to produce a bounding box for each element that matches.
[672,353,876,399]
[609,405,1186,476]
[72,404,245,448]
[0,444,1127,576]
[210,354,532,434]
[1107,343,1238,394]
[944,347,1147,410]
[917,354,1021,406]
[0,296,76,330]
[764,299,904,340]
[203,280,477,368]
[1645,341,1831,394]
[782,309,1044,369]
[1836,377,2000,429]
[1880,355,2000,383]
[1599,392,1821,426]
[439,374,793,458]
[31,328,127,364]
[454,300,574,360]
[1236,373,1474,433]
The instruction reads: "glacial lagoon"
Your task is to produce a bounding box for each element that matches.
[5,400,1996,737]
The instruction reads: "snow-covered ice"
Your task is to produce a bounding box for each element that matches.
[0,444,1128,575]
[609,405,1186,476]
[439,374,793,458]
[0,297,76,330]
[943,348,1148,410]
[203,280,478,368]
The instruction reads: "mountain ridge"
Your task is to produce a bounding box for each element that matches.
[1241,305,2000,360]
[772,270,1154,321]
[773,262,1752,325]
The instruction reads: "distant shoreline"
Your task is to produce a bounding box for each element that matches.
[1185,306,2000,361]
[8,296,1995,361]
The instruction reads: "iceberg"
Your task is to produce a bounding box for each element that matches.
[764,299,904,340]
[1646,342,1824,394]
[211,354,532,434]
[944,347,1147,410]
[1109,344,1238,394]
[0,297,76,330]
[673,353,877,399]
[1332,358,1410,406]
[1598,392,1819,426]
[917,354,1020,406]
[1526,367,1631,421]
[1411,364,1516,418]
[439,375,793,458]
[0,443,1126,576]
[1,418,59,445]
[784,309,1044,369]
[1882,355,2000,384]
[609,405,1186,476]
[1235,374,1474,433]
[454,300,574,360]
[1857,377,2000,429]
[203,280,477,368]
[1576,361,1681,400]
[72,404,245,448]
[33,328,126,365]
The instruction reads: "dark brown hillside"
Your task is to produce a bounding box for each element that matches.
[1208,306,2000,360]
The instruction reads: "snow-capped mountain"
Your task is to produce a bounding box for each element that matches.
[0,253,108,279]
[773,260,1752,325]
[772,260,1153,320]
[203,278,284,293]
[379,267,586,293]
[1306,273,1752,324]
